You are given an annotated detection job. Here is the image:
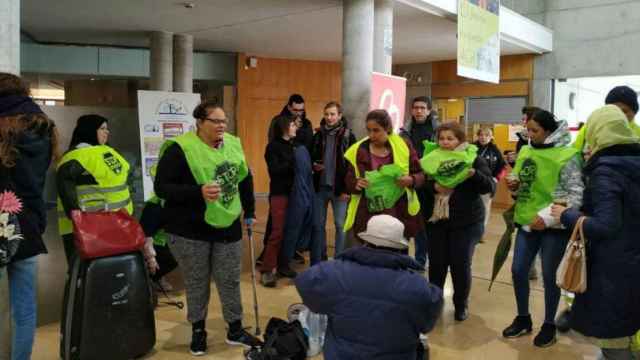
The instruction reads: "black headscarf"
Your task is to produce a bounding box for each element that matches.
[68,114,108,151]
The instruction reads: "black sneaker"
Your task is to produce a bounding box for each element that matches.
[226,328,264,349]
[190,329,207,356]
[502,315,533,338]
[261,272,277,288]
[534,323,557,348]
[454,306,469,322]
[277,266,297,279]
[556,309,571,333]
[293,251,306,265]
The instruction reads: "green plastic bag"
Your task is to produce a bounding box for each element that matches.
[420,141,477,188]
[364,164,405,213]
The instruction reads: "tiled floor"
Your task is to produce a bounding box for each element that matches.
[32,201,599,359]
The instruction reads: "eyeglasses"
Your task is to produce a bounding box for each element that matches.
[204,117,228,124]
[290,108,304,113]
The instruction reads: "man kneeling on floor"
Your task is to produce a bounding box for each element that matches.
[294,215,444,360]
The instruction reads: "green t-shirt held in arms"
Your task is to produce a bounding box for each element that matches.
[420,141,478,189]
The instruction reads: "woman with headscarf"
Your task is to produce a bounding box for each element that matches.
[56,114,133,266]
[0,72,60,360]
[502,109,584,348]
[552,105,640,360]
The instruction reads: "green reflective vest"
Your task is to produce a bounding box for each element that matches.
[512,145,578,226]
[343,134,420,232]
[420,141,478,188]
[159,132,248,229]
[57,145,133,235]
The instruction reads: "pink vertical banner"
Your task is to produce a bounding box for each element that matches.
[370,72,407,133]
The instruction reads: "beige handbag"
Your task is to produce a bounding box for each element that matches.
[556,216,587,293]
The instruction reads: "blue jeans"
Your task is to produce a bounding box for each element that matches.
[414,229,428,268]
[512,229,568,324]
[311,187,347,265]
[8,256,38,360]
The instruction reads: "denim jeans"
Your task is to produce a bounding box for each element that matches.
[311,187,347,265]
[512,229,568,324]
[414,229,428,268]
[8,256,38,360]
[1,268,11,360]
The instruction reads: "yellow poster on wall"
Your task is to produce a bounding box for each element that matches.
[457,0,500,84]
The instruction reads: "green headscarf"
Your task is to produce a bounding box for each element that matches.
[586,105,640,155]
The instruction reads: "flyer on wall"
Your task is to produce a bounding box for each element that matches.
[137,90,201,201]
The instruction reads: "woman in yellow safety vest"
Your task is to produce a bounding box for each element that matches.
[56,114,132,266]
[343,109,423,243]
[153,101,261,355]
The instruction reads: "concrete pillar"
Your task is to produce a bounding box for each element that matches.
[0,0,20,74]
[342,0,375,139]
[173,34,193,93]
[373,0,393,74]
[149,31,173,91]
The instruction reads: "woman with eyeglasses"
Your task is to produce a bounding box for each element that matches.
[154,100,261,355]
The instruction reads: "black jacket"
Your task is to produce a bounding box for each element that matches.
[268,106,314,155]
[154,143,255,243]
[265,137,296,196]
[421,155,494,227]
[400,114,439,157]
[473,141,507,179]
[311,119,356,196]
[11,129,53,261]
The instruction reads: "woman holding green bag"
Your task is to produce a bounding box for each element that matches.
[502,110,584,348]
[344,109,424,243]
[421,122,494,322]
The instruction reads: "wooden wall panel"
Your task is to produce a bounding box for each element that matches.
[236,54,341,193]
[432,81,530,98]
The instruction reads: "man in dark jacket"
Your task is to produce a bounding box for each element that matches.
[295,215,443,360]
[268,94,314,154]
[310,102,356,263]
[399,96,439,268]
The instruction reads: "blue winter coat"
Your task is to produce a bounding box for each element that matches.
[282,146,314,255]
[294,246,443,360]
[560,144,640,339]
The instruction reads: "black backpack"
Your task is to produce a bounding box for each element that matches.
[245,317,308,360]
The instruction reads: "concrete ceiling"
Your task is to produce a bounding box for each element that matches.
[22,0,532,64]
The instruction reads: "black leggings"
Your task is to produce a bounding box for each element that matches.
[426,220,484,309]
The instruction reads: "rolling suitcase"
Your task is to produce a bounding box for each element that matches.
[61,251,156,360]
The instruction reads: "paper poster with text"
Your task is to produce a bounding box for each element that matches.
[137,90,201,201]
[457,0,500,84]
